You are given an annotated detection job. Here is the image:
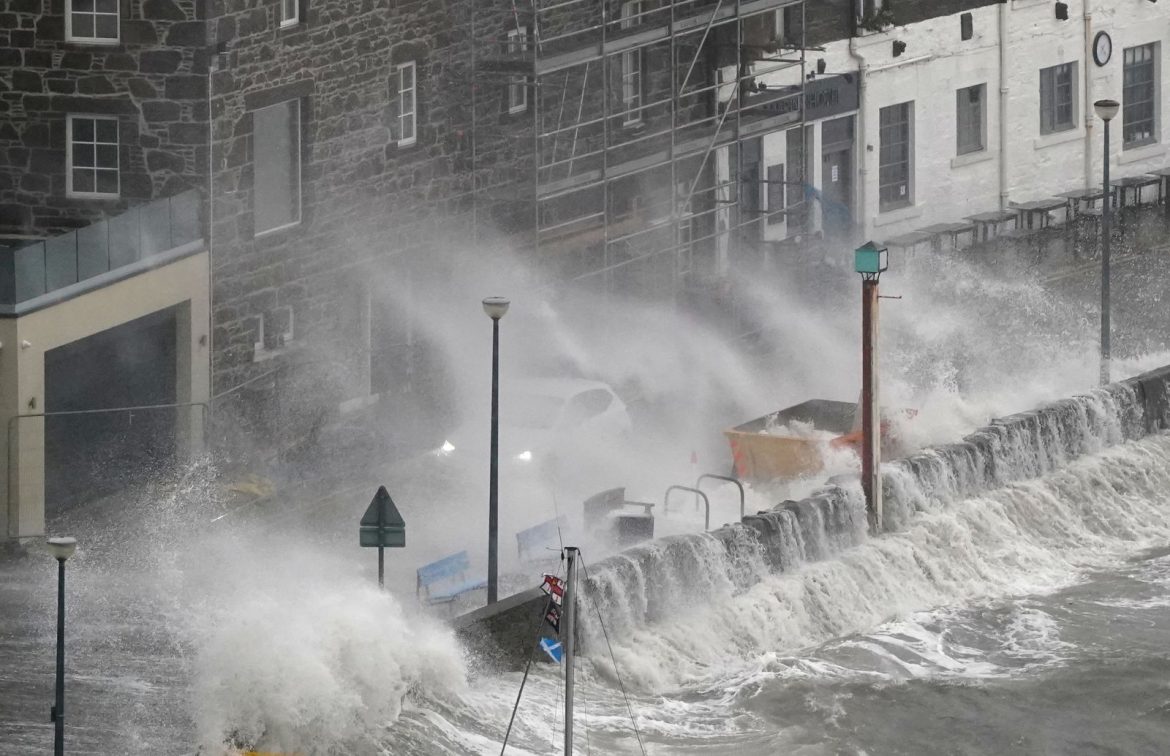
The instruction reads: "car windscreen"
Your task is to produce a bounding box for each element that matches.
[510,393,566,429]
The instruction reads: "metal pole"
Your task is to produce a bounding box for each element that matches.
[488,316,500,604]
[52,558,65,756]
[563,546,578,755]
[377,492,385,589]
[1100,116,1111,386]
[861,278,882,533]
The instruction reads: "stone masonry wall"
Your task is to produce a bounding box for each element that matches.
[0,0,207,238]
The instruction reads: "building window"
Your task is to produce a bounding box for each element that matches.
[66,0,119,43]
[621,2,642,126]
[1039,62,1077,135]
[280,0,298,27]
[67,115,119,198]
[878,101,912,212]
[397,62,417,146]
[253,100,301,235]
[508,28,528,114]
[1123,43,1158,148]
[956,84,985,155]
[856,0,884,21]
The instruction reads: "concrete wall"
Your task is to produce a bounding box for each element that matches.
[1,248,210,539]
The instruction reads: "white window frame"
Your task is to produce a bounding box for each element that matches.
[398,61,417,146]
[65,0,119,45]
[955,83,986,156]
[253,99,302,236]
[621,1,642,126]
[878,101,913,213]
[66,114,120,200]
[280,0,299,28]
[856,0,884,21]
[507,28,528,114]
[1123,43,1159,149]
[1039,62,1078,136]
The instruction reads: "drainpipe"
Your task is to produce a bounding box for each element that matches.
[1083,0,1095,188]
[848,24,870,239]
[998,1,1010,210]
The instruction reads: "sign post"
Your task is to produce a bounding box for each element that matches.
[359,485,406,588]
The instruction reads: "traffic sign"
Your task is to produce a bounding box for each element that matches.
[359,486,405,548]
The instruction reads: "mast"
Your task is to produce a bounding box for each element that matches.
[563,546,578,755]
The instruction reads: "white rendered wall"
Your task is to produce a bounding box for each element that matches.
[758,0,1170,244]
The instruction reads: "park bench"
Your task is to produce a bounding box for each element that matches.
[416,550,486,605]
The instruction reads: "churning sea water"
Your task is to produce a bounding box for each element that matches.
[4,405,1170,754]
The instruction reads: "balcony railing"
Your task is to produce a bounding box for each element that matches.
[0,189,202,306]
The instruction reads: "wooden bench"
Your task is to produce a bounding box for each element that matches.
[416,551,487,605]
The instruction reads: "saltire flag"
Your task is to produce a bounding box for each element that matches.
[544,604,561,634]
[541,574,564,605]
[540,637,564,664]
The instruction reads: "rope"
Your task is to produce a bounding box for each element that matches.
[501,558,565,755]
[580,557,649,756]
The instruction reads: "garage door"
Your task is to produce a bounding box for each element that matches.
[44,307,178,516]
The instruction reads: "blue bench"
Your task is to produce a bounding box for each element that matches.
[416,551,487,605]
[516,517,566,562]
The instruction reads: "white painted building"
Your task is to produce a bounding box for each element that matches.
[759,0,1170,244]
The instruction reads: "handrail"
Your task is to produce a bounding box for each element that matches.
[664,484,710,531]
[5,401,209,539]
[695,473,744,520]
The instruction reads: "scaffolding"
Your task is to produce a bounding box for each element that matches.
[467,0,810,303]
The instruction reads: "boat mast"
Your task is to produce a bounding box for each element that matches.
[563,546,578,755]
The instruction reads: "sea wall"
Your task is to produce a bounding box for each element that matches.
[458,365,1170,665]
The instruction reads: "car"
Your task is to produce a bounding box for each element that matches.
[435,377,632,480]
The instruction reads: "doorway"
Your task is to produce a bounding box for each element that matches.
[820,115,855,238]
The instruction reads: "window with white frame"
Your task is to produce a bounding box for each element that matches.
[1039,62,1077,135]
[397,61,417,146]
[1123,43,1158,148]
[620,1,642,125]
[253,100,301,234]
[66,0,119,43]
[507,28,528,114]
[878,101,912,212]
[856,0,884,21]
[956,84,985,155]
[280,0,298,27]
[67,115,119,198]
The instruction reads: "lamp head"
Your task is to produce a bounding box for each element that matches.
[1094,99,1120,122]
[482,297,510,320]
[46,536,77,561]
[854,241,889,279]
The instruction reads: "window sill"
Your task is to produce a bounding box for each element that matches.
[253,340,297,363]
[397,137,417,148]
[507,106,527,116]
[1118,142,1166,164]
[254,219,302,240]
[66,191,120,201]
[65,37,120,46]
[279,19,299,29]
[873,203,922,227]
[1033,128,1083,151]
[951,150,994,168]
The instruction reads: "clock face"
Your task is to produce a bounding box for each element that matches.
[1094,31,1112,66]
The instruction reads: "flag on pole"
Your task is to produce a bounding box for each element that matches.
[541,574,564,605]
[540,637,564,664]
[544,604,561,634]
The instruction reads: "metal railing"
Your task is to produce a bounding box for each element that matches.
[1,190,201,305]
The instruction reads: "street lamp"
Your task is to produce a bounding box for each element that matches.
[482,296,509,604]
[854,242,887,534]
[46,536,77,756]
[1094,98,1119,385]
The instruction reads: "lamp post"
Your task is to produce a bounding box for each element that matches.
[854,242,888,534]
[482,296,510,604]
[47,536,77,756]
[1093,99,1119,386]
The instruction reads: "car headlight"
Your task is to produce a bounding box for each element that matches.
[437,440,455,455]
[514,450,533,462]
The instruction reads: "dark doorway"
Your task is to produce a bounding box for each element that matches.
[820,115,855,238]
[44,307,178,516]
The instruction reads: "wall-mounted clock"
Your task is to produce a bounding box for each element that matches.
[1093,31,1113,67]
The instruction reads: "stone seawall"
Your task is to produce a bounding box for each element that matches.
[455,365,1170,667]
